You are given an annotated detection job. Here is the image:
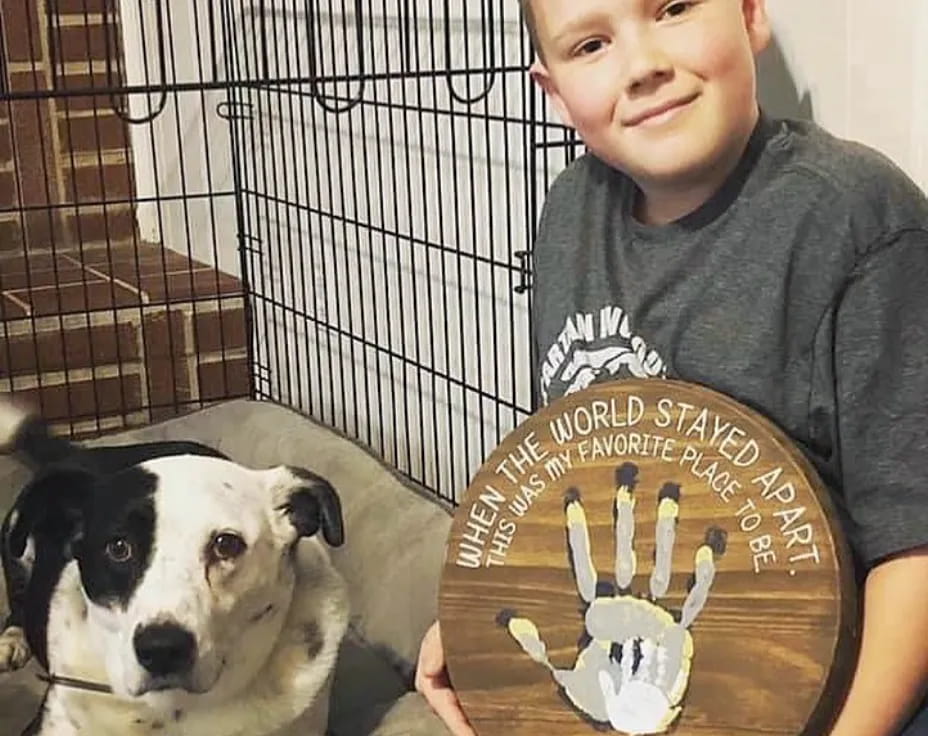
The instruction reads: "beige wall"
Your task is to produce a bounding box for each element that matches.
[761,1,927,192]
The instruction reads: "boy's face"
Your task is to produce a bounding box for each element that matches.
[529,0,771,189]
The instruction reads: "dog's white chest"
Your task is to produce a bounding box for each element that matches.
[39,683,331,736]
[37,671,333,736]
[41,689,176,736]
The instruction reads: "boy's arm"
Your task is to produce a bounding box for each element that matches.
[829,549,928,736]
[829,233,928,735]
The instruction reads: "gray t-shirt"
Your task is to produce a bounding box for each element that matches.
[532,114,928,568]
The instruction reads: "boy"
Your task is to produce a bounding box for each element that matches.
[416,1,928,734]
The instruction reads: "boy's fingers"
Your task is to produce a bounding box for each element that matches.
[415,621,475,735]
[425,683,476,736]
[417,620,445,677]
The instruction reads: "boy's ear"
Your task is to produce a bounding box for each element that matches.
[742,0,772,55]
[530,61,576,130]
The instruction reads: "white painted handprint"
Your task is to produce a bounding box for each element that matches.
[498,463,727,735]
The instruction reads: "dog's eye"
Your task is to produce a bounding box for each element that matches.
[104,538,133,563]
[211,533,247,561]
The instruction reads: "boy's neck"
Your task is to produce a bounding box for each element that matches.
[633,180,725,226]
[632,108,760,226]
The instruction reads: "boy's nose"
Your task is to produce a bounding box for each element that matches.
[622,33,673,94]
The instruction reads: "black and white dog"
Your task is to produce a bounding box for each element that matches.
[0,398,349,736]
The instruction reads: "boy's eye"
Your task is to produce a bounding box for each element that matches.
[659,1,694,20]
[573,38,607,57]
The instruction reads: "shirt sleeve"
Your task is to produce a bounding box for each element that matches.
[834,231,928,564]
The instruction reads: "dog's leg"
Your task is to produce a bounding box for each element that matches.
[0,622,29,672]
[1,511,33,673]
[0,560,32,672]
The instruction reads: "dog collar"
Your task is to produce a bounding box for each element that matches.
[37,672,113,695]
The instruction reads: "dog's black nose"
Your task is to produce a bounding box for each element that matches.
[133,623,196,677]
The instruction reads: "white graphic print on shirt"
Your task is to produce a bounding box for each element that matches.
[539,305,666,405]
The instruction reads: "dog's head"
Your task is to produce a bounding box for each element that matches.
[9,455,343,702]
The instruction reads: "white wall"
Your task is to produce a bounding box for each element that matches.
[759,1,928,192]
[118,0,239,274]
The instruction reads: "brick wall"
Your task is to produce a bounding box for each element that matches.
[1,0,63,253]
[0,1,252,435]
[0,0,136,254]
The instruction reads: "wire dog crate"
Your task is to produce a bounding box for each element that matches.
[0,0,581,504]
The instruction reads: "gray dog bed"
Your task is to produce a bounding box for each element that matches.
[0,399,452,735]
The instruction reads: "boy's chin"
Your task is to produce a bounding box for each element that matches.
[624,159,719,191]
[621,141,737,190]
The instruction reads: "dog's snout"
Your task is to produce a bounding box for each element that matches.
[133,623,196,677]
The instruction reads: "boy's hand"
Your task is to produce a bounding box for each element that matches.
[829,548,928,736]
[415,620,477,735]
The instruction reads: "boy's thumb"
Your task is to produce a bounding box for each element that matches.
[419,621,446,676]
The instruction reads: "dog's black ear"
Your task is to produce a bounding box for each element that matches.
[280,468,344,547]
[7,465,95,559]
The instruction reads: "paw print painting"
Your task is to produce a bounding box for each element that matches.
[499,464,726,735]
[440,380,857,736]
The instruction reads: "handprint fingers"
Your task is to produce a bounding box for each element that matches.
[680,527,727,628]
[636,638,662,684]
[649,483,680,599]
[619,638,637,685]
[664,637,694,708]
[565,488,598,603]
[647,624,693,700]
[497,610,556,673]
[613,464,638,589]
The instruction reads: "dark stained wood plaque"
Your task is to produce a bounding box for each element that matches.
[439,380,859,735]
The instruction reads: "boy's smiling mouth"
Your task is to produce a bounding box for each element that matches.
[624,93,699,127]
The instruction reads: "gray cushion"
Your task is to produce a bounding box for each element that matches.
[329,633,447,735]
[0,661,45,735]
[0,399,452,735]
[341,692,450,735]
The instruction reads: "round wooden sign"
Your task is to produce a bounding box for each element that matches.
[439,379,859,736]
